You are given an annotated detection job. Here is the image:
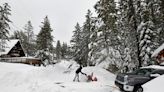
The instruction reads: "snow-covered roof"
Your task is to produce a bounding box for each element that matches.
[142,65,164,70]
[0,39,20,56]
[152,43,164,57]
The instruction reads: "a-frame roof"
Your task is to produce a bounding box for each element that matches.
[0,39,24,56]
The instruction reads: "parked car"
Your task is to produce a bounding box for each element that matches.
[115,65,164,92]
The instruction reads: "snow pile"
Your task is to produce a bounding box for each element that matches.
[142,75,164,92]
[0,60,119,92]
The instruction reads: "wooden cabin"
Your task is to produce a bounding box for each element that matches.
[152,43,164,64]
[0,39,42,66]
[0,39,25,57]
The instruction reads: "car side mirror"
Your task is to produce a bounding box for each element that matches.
[150,74,160,78]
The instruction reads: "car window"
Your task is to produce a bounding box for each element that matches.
[134,68,154,75]
[151,70,164,75]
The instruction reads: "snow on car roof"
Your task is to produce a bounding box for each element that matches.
[142,65,164,70]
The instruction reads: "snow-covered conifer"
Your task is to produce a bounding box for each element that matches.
[36,16,53,64]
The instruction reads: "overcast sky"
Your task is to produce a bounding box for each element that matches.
[0,0,98,45]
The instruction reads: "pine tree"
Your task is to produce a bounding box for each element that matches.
[24,21,34,42]
[18,30,28,53]
[36,16,53,64]
[61,42,68,59]
[0,3,11,39]
[94,0,117,48]
[71,10,95,66]
[87,17,101,65]
[156,0,164,45]
[115,0,134,72]
[36,16,53,50]
[24,21,35,56]
[0,3,11,52]
[124,0,143,68]
[89,0,164,70]
[138,0,159,66]
[94,0,124,71]
[56,40,61,60]
[81,10,93,66]
[71,23,83,62]
[117,0,158,67]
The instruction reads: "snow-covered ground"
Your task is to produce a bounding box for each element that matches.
[0,60,120,92]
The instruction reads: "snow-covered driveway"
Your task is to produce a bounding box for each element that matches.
[0,60,120,92]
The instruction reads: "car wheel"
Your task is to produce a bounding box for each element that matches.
[134,86,143,92]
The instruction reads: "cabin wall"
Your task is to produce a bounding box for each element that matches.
[157,49,164,64]
[8,42,25,57]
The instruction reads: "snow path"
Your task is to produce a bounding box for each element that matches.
[0,60,120,92]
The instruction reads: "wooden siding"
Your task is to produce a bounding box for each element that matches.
[8,41,25,57]
[157,49,164,64]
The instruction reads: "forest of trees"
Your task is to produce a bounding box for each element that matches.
[0,0,164,73]
[0,3,72,65]
[71,0,164,72]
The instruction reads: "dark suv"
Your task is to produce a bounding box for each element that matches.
[115,65,164,92]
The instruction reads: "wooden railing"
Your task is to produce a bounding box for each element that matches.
[0,57,43,66]
[0,57,26,63]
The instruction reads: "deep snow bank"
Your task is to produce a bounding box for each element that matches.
[0,60,118,92]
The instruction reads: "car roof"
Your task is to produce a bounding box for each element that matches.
[141,65,164,70]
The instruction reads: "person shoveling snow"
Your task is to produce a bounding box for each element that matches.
[73,65,87,82]
[73,65,98,82]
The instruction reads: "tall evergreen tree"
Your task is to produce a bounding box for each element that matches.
[125,0,143,68]
[87,17,101,65]
[36,16,53,50]
[0,3,11,39]
[0,3,11,52]
[56,40,61,60]
[71,10,95,66]
[94,0,117,48]
[94,0,123,71]
[19,30,28,48]
[24,21,35,56]
[115,0,134,72]
[81,10,93,66]
[24,21,34,42]
[71,23,83,62]
[61,42,68,59]
[36,16,53,64]
[156,0,164,45]
[138,0,157,66]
